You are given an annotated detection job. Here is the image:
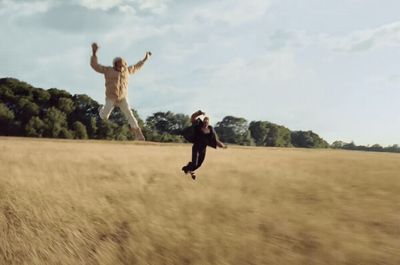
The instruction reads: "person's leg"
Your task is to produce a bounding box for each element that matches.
[196,147,207,169]
[187,144,206,171]
[190,145,206,180]
[183,144,197,174]
[118,98,145,141]
[99,98,115,120]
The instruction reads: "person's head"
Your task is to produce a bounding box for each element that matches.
[203,116,210,127]
[113,57,127,72]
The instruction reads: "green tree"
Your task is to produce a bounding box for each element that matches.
[59,128,74,139]
[25,116,46,137]
[17,97,40,122]
[57,97,74,115]
[215,116,253,145]
[331,141,346,149]
[32,88,51,103]
[144,111,190,142]
[249,121,292,147]
[0,78,33,100]
[97,120,118,140]
[249,121,269,146]
[70,94,99,138]
[0,85,15,101]
[291,131,329,148]
[72,121,88,139]
[48,88,72,106]
[146,111,190,134]
[43,107,68,138]
[0,103,15,135]
[370,144,383,152]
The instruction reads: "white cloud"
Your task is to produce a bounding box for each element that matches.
[118,4,136,14]
[190,0,270,26]
[77,0,123,10]
[321,21,400,52]
[0,0,53,16]
[136,0,170,15]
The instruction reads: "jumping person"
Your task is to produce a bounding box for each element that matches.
[90,42,150,140]
[182,110,227,180]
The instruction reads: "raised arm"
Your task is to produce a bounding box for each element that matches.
[191,110,205,124]
[90,43,107,74]
[128,51,151,74]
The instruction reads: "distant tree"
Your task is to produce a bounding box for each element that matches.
[342,141,356,150]
[25,116,46,137]
[249,121,292,147]
[146,111,190,135]
[57,97,74,115]
[0,103,15,135]
[0,78,34,100]
[43,107,68,138]
[86,116,98,138]
[370,144,383,152]
[215,116,253,145]
[331,141,346,149]
[72,121,88,139]
[97,120,118,140]
[48,88,72,106]
[32,88,51,104]
[113,125,133,141]
[59,128,74,139]
[249,121,269,146]
[0,85,15,101]
[384,144,400,153]
[16,97,40,122]
[70,94,99,138]
[144,111,190,142]
[291,130,329,148]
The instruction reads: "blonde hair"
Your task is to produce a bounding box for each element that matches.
[113,57,128,69]
[113,57,129,80]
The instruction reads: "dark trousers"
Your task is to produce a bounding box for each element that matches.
[187,144,207,171]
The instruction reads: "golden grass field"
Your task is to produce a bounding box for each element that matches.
[0,137,399,265]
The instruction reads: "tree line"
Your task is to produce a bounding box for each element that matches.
[0,78,398,153]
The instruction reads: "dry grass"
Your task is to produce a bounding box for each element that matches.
[0,137,399,265]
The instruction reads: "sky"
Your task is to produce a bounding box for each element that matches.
[0,0,399,146]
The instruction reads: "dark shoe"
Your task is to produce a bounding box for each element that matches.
[190,172,196,180]
[182,166,189,174]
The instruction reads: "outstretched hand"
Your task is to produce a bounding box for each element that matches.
[144,51,152,61]
[91,42,99,55]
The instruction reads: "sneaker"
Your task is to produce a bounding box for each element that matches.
[182,166,189,174]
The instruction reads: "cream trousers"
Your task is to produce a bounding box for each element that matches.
[99,97,139,129]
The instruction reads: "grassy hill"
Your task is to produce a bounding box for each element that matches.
[0,137,399,265]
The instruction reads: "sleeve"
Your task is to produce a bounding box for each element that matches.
[128,60,145,74]
[208,126,218,149]
[90,55,107,74]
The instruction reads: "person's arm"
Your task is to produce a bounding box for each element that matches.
[216,139,227,149]
[129,51,151,74]
[90,42,107,74]
[191,110,205,124]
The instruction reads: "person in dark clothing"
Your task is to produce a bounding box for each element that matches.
[182,110,227,180]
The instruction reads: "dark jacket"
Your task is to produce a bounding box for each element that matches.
[182,118,217,149]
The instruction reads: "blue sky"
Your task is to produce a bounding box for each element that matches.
[0,0,399,145]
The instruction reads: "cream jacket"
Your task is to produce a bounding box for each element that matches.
[90,55,144,102]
